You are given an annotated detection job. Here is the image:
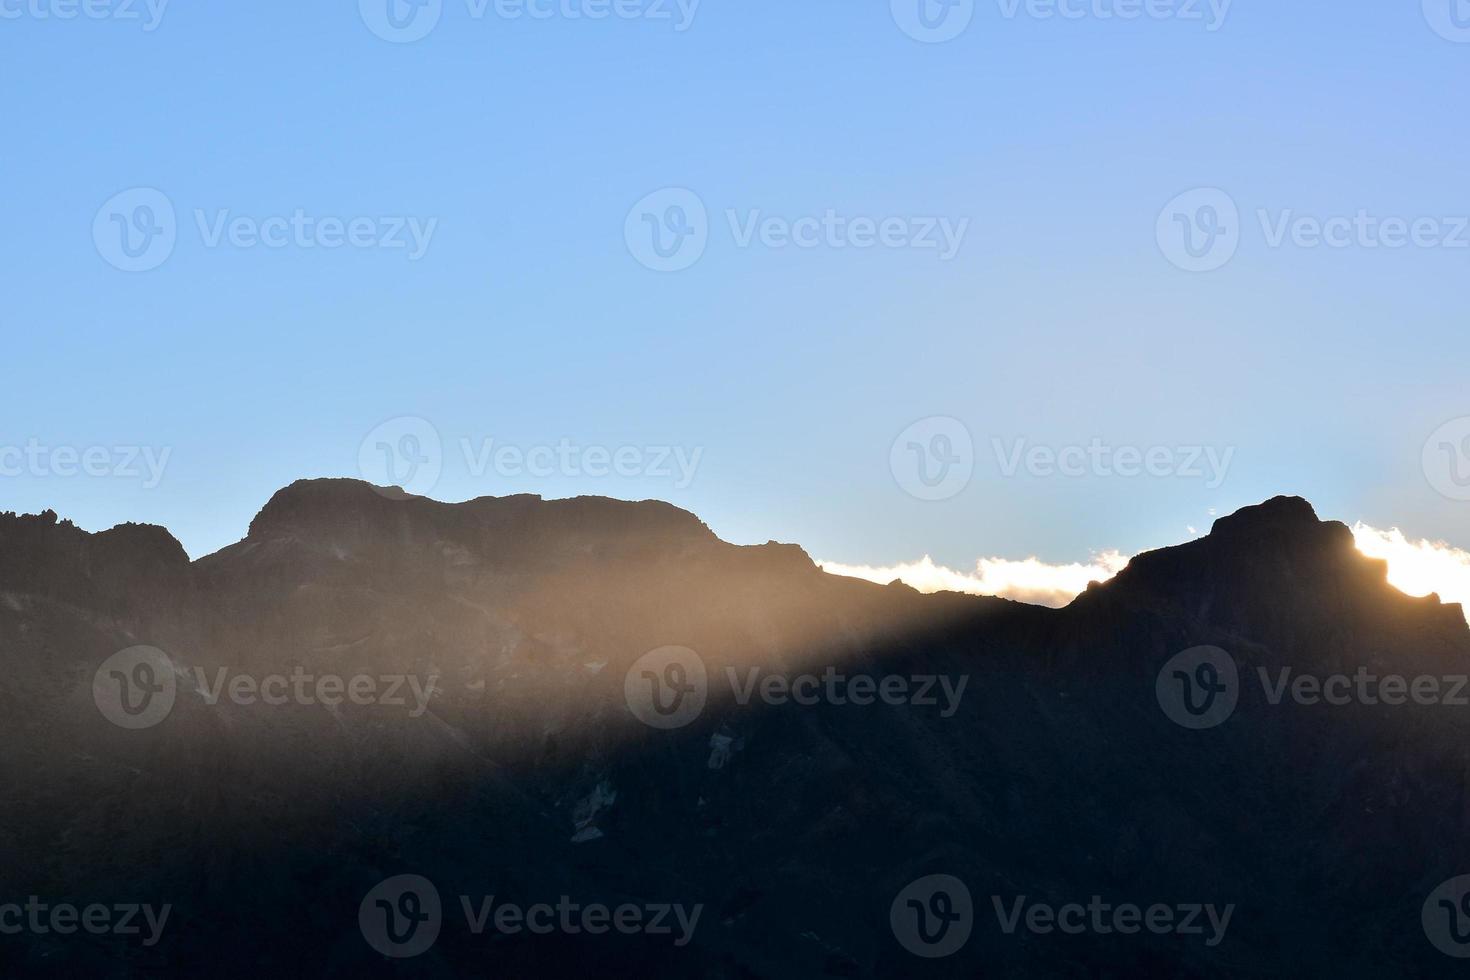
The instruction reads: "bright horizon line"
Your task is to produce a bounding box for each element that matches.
[817,524,1470,626]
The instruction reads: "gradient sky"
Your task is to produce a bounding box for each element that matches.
[2,0,1467,570]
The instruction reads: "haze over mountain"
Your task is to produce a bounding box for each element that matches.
[2,481,1469,977]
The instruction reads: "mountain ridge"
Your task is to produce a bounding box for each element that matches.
[3,484,1470,975]
[4,482,1462,631]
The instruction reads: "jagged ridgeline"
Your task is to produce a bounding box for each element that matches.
[1,483,1467,977]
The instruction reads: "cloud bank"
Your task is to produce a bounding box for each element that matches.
[1350,524,1470,619]
[820,525,1470,623]
[815,551,1131,608]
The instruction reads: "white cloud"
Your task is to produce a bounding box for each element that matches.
[820,524,1470,623]
[816,551,1131,608]
[1351,524,1470,622]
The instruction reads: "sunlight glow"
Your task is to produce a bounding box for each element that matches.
[819,525,1470,625]
[815,551,1131,608]
[1352,524,1470,622]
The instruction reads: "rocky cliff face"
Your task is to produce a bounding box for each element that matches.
[1,484,1467,977]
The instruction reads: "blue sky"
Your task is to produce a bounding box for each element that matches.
[2,0,1468,571]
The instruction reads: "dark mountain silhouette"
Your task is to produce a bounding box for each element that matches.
[2,482,1468,977]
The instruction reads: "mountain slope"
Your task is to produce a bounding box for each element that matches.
[1,484,1466,978]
